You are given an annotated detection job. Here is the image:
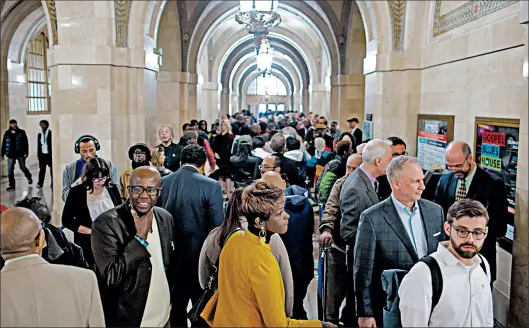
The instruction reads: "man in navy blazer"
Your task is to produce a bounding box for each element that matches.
[434,141,507,283]
[157,144,224,327]
[354,156,445,327]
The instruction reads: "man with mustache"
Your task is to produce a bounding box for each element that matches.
[434,141,507,284]
[399,199,493,327]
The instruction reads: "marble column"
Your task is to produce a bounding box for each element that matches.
[157,71,183,143]
[508,9,529,326]
[330,74,365,130]
[47,2,150,225]
[311,84,327,117]
[302,89,310,114]
[220,87,230,114]
[178,72,198,129]
[199,82,221,123]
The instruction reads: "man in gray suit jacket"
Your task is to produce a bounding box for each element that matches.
[339,139,392,325]
[354,156,445,327]
[157,144,224,327]
[1,207,104,327]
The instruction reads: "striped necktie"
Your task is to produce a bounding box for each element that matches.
[455,178,466,201]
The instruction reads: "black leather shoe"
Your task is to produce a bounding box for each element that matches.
[36,184,43,189]
[6,186,15,191]
[28,178,33,185]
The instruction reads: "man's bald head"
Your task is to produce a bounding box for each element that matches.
[346,154,363,175]
[356,143,366,156]
[130,166,161,187]
[261,171,286,191]
[446,141,472,158]
[1,208,43,257]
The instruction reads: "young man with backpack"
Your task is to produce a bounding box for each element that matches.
[398,198,492,327]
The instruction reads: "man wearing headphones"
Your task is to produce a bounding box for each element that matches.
[61,135,120,201]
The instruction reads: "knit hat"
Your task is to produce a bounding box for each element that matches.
[238,135,252,144]
[182,130,198,140]
[9,119,17,124]
[128,143,152,161]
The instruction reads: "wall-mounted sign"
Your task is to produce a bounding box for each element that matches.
[363,113,373,140]
[416,114,454,171]
[475,117,519,251]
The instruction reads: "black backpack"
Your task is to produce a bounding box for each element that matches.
[381,254,489,327]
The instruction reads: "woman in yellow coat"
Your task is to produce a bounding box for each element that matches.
[201,181,335,328]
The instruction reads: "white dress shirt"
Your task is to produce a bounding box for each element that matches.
[141,217,171,327]
[399,241,493,327]
[390,194,428,259]
[41,129,49,154]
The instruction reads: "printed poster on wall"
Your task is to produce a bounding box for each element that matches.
[475,118,519,248]
[363,113,373,140]
[416,115,453,171]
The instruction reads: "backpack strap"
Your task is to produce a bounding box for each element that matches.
[420,256,443,314]
[477,254,489,279]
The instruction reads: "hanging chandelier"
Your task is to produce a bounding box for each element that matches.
[257,37,273,76]
[235,0,281,35]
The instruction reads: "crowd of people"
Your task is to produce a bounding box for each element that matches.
[0,109,507,327]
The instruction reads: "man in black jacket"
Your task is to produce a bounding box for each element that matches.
[434,141,507,283]
[37,120,52,189]
[0,196,88,270]
[157,144,224,327]
[92,167,177,327]
[270,133,305,187]
[1,119,32,191]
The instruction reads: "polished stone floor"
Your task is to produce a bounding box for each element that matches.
[1,169,323,322]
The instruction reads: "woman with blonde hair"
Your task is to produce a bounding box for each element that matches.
[150,146,172,177]
[201,181,334,328]
[212,119,235,197]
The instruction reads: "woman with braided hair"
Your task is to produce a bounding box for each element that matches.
[201,181,335,328]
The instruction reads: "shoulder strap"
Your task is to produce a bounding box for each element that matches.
[420,256,443,313]
[477,254,489,279]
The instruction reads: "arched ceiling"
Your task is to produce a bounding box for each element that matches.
[188,0,338,83]
[238,63,294,97]
[219,36,309,91]
[231,54,301,96]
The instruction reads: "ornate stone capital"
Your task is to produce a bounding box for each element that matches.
[115,0,132,47]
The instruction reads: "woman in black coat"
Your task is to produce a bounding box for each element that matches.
[212,119,235,196]
[62,158,122,268]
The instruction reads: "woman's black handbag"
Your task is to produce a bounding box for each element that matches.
[188,228,242,325]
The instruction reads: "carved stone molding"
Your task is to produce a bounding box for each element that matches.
[433,0,519,37]
[115,0,132,47]
[388,0,406,52]
[45,0,58,45]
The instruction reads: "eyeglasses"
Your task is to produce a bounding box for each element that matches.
[392,151,408,157]
[259,165,276,170]
[133,151,147,157]
[92,177,108,183]
[129,185,161,196]
[450,224,486,240]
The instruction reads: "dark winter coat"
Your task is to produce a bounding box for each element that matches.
[281,186,315,285]
[1,128,29,158]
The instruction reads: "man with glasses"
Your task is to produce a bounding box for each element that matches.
[120,143,152,200]
[399,199,493,327]
[257,155,282,178]
[92,166,176,327]
[354,156,444,327]
[434,141,507,284]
